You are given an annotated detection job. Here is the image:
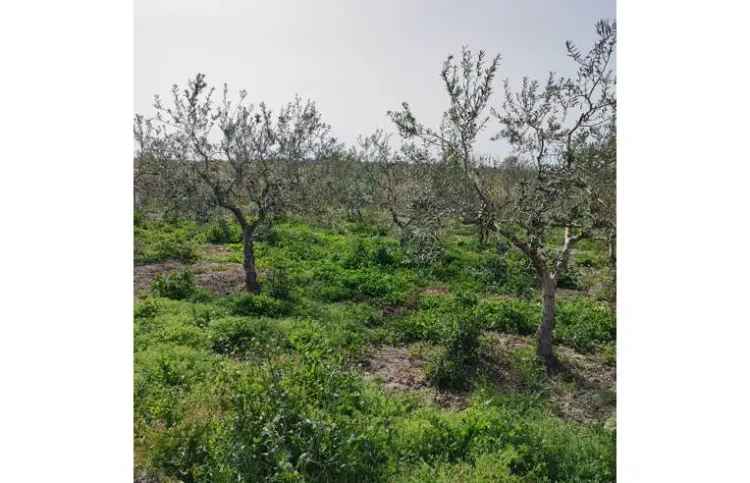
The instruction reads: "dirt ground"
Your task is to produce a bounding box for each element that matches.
[134,260,246,297]
[361,345,469,409]
[362,333,616,423]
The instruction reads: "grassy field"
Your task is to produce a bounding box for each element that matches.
[134,215,616,482]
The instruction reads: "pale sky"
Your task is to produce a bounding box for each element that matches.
[135,0,615,157]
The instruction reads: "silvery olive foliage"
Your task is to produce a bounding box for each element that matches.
[491,19,616,278]
[388,47,502,244]
[143,74,338,228]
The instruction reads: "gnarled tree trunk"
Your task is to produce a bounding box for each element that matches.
[242,226,260,294]
[537,272,558,369]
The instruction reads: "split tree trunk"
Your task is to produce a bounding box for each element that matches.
[242,226,260,294]
[537,273,558,370]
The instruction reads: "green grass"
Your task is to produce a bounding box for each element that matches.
[134,216,616,482]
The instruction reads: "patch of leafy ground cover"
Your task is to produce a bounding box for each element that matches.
[134,217,616,482]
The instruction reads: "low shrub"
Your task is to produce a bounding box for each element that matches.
[228,293,291,318]
[347,270,394,299]
[286,318,366,357]
[155,238,198,264]
[134,219,203,264]
[134,344,216,399]
[135,297,161,319]
[508,346,547,393]
[579,266,616,304]
[394,292,474,344]
[265,267,292,300]
[394,309,451,343]
[498,250,537,298]
[210,317,289,357]
[143,361,389,483]
[426,314,482,391]
[473,299,539,336]
[151,271,198,300]
[344,239,400,268]
[204,218,242,244]
[344,239,371,268]
[557,266,582,290]
[401,227,444,268]
[313,264,411,305]
[189,305,216,329]
[316,283,356,303]
[555,298,616,352]
[392,404,615,483]
[426,351,470,391]
[468,245,536,297]
[373,244,397,267]
[254,222,281,245]
[134,209,146,227]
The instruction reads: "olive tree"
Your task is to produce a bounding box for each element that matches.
[494,20,616,367]
[389,20,616,369]
[388,47,501,242]
[356,131,456,265]
[135,73,337,293]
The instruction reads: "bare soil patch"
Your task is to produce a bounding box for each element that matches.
[362,334,615,423]
[552,344,616,424]
[193,263,246,296]
[481,333,616,424]
[134,261,183,296]
[365,346,427,392]
[134,260,246,297]
[361,345,469,410]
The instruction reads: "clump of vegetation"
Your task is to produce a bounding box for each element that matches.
[134,297,161,319]
[139,358,391,483]
[135,221,199,264]
[401,228,445,268]
[209,316,289,358]
[151,270,201,300]
[426,315,482,390]
[579,265,616,304]
[227,292,291,318]
[480,243,537,298]
[204,217,242,244]
[508,345,548,393]
[416,292,482,390]
[345,239,400,268]
[265,266,293,300]
[474,298,539,335]
[555,298,616,353]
